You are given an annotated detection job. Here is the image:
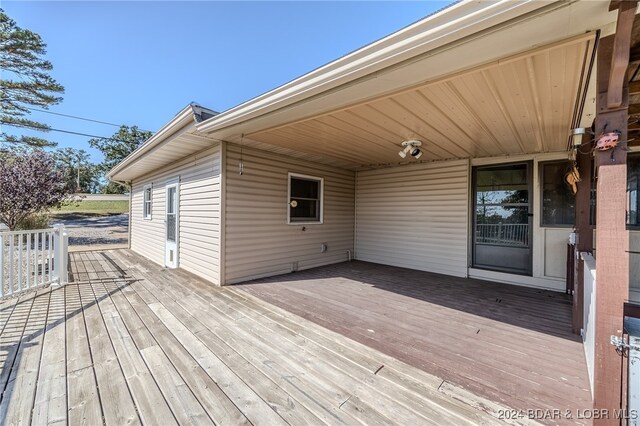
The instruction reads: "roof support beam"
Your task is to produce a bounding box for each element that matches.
[607,0,637,108]
[572,141,593,335]
[592,34,630,424]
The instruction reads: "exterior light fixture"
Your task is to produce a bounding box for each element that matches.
[570,128,591,147]
[398,140,423,159]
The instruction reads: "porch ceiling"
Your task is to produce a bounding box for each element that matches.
[247,34,596,170]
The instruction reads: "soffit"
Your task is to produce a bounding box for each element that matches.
[246,34,596,170]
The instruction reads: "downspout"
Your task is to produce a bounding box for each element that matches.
[351,170,357,262]
[219,141,227,285]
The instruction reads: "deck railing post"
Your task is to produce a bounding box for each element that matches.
[52,226,60,285]
[60,226,68,285]
[52,224,68,286]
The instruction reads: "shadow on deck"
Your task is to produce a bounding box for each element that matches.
[0,250,540,425]
[236,260,592,423]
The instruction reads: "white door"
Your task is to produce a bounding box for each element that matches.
[165,180,179,268]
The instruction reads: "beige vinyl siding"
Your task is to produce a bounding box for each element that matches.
[224,143,355,284]
[355,159,469,277]
[130,144,222,284]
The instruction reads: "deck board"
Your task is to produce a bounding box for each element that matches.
[0,249,567,425]
[237,260,593,425]
[0,288,51,425]
[64,273,103,426]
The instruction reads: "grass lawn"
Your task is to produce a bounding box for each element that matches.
[51,200,129,218]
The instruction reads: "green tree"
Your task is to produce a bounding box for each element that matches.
[0,9,64,147]
[89,125,152,194]
[52,147,101,193]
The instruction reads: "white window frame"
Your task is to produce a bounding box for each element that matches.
[287,172,324,225]
[143,184,153,220]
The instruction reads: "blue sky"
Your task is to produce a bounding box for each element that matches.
[3,1,450,161]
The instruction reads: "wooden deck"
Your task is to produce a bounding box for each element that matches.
[0,250,532,425]
[238,261,593,425]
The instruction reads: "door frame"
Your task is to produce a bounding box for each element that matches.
[164,177,180,268]
[471,160,533,276]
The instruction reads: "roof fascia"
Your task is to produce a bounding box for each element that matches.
[108,104,196,180]
[196,0,558,135]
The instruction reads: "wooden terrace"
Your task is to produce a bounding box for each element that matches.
[0,250,539,425]
[239,262,593,424]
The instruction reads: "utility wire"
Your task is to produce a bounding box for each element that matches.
[6,122,145,143]
[25,107,153,133]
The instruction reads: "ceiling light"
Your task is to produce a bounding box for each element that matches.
[399,140,423,160]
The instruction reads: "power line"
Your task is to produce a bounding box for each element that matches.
[6,123,146,144]
[25,107,153,133]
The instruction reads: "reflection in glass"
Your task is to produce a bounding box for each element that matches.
[475,164,529,248]
[167,187,176,214]
[541,162,575,226]
[475,165,528,205]
[475,206,529,246]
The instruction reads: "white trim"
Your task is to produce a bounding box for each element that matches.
[471,151,568,166]
[468,267,565,292]
[287,172,324,225]
[164,177,180,268]
[196,1,585,136]
[108,105,196,180]
[143,183,153,220]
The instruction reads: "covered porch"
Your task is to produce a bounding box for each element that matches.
[0,249,591,425]
[238,260,592,422]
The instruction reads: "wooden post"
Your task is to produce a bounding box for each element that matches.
[593,33,630,424]
[573,141,593,334]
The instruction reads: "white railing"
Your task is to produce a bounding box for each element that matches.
[581,252,597,395]
[0,224,68,300]
[475,223,529,246]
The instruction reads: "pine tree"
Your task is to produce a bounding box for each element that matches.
[0,8,64,147]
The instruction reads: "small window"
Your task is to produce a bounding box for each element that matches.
[628,155,640,228]
[288,173,323,224]
[143,184,152,219]
[541,161,575,227]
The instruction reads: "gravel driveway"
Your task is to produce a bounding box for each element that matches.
[53,213,129,247]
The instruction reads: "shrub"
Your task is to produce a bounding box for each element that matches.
[15,213,50,231]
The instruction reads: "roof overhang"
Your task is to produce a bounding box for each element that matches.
[108,104,218,182]
[194,0,623,169]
